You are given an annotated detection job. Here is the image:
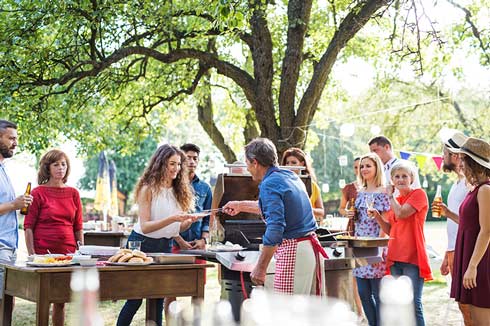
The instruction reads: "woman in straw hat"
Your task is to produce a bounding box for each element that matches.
[450,137,490,325]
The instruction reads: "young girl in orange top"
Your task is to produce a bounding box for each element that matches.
[371,161,432,326]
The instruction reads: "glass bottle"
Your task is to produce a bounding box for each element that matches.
[19,182,31,215]
[432,185,442,218]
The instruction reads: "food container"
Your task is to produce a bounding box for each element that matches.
[335,236,390,247]
[147,253,196,264]
[70,255,93,264]
[78,258,98,267]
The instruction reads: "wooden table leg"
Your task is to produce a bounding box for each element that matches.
[0,293,13,326]
[146,298,158,324]
[35,299,50,326]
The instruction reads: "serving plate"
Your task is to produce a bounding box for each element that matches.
[26,261,75,267]
[207,245,244,252]
[106,261,153,266]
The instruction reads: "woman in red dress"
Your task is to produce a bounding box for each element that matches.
[24,149,84,326]
[450,137,490,325]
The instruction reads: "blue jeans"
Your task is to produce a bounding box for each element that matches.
[390,262,425,326]
[356,277,381,326]
[116,231,172,326]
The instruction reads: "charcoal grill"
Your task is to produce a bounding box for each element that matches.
[206,165,381,321]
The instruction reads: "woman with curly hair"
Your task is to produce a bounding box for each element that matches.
[117,144,197,326]
[281,147,325,220]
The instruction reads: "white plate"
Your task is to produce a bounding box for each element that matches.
[26,261,75,267]
[208,246,244,252]
[106,261,153,266]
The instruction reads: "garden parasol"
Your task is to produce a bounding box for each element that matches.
[108,159,119,217]
[94,151,111,225]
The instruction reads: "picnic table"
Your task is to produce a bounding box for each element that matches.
[0,262,212,326]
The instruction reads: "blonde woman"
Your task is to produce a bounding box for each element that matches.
[346,153,390,326]
[372,161,432,326]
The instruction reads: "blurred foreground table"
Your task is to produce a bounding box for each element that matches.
[0,262,211,326]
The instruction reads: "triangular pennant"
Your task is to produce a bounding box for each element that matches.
[415,154,428,170]
[432,156,443,171]
[399,151,411,160]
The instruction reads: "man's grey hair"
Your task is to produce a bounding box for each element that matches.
[244,138,278,167]
[0,120,17,135]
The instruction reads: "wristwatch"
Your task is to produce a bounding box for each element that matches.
[201,237,208,244]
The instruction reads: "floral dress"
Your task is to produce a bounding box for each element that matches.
[353,191,390,279]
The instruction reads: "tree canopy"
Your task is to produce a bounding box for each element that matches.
[0,0,488,161]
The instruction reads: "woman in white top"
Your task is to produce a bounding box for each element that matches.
[117,144,196,326]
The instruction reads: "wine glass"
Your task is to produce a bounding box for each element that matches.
[365,193,375,218]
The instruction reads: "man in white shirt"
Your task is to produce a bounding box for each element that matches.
[437,129,472,326]
[368,135,421,188]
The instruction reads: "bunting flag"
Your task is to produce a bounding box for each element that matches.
[432,156,443,171]
[415,155,428,170]
[396,150,444,171]
[399,151,412,160]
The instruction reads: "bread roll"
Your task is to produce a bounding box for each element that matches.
[143,256,154,263]
[128,257,144,263]
[109,253,125,262]
[132,249,147,259]
[118,253,133,262]
[117,248,132,255]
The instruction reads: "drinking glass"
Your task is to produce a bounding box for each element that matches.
[128,240,141,251]
[365,193,375,218]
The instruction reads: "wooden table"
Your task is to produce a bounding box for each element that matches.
[83,231,129,247]
[0,262,212,326]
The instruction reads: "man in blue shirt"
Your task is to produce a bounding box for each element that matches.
[0,120,33,299]
[173,143,212,250]
[223,138,326,295]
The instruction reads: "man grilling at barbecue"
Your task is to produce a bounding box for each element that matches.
[223,138,327,295]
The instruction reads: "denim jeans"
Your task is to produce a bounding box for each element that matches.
[356,277,381,326]
[116,231,172,326]
[390,262,425,326]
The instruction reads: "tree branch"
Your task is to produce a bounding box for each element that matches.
[446,0,490,65]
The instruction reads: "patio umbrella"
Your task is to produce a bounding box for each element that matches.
[109,159,119,217]
[94,151,111,224]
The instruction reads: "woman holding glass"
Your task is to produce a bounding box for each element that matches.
[117,144,197,326]
[281,147,324,221]
[371,161,432,326]
[339,157,361,232]
[346,153,390,326]
[24,149,84,326]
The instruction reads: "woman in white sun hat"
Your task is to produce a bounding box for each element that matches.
[450,137,490,325]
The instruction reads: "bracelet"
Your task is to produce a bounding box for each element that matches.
[201,237,208,244]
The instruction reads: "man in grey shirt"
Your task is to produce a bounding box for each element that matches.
[0,120,33,300]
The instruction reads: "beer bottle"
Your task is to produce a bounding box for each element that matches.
[20,182,32,215]
[432,185,442,218]
[348,198,357,220]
